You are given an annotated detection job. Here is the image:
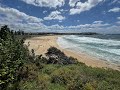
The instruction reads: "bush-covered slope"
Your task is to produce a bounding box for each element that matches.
[0,25,120,90]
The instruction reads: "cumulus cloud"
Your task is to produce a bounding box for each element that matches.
[59,9,68,12]
[0,6,43,23]
[0,6,66,32]
[69,0,80,7]
[0,6,46,32]
[0,5,119,33]
[67,20,110,29]
[117,17,120,20]
[21,0,65,8]
[0,6,65,32]
[48,24,64,30]
[116,17,120,24]
[116,21,120,24]
[44,11,65,20]
[65,21,120,34]
[69,0,103,15]
[108,7,120,13]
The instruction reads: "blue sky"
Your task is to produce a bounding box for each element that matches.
[0,0,120,33]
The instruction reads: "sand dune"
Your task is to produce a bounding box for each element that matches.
[25,36,120,71]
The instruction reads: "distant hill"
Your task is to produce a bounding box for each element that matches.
[20,32,100,35]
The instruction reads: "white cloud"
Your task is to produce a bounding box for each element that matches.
[69,0,103,15]
[117,17,120,20]
[111,0,119,4]
[21,0,65,8]
[67,20,110,29]
[109,0,120,5]
[93,21,103,24]
[0,6,43,23]
[116,17,120,24]
[108,7,120,13]
[44,11,65,20]
[116,21,120,24]
[43,10,47,14]
[59,9,68,12]
[105,25,120,34]
[0,6,65,32]
[69,0,80,7]
[48,24,64,29]
[65,21,120,34]
[0,6,46,32]
[0,6,119,34]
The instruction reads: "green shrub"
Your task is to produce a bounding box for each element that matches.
[46,47,77,65]
[1,25,120,90]
[48,83,66,90]
[96,81,112,90]
[51,67,80,85]
[19,80,41,90]
[84,83,95,90]
[0,25,28,89]
[41,65,59,75]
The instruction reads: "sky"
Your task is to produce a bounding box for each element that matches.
[0,0,120,34]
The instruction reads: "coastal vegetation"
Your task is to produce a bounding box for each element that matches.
[0,25,120,90]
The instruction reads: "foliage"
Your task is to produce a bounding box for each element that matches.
[0,25,120,90]
[46,47,78,65]
[22,47,120,90]
[0,25,29,89]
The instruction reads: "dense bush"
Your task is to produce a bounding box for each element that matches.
[46,47,77,65]
[0,25,29,89]
[0,25,120,90]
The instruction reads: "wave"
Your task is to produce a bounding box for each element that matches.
[57,35,120,64]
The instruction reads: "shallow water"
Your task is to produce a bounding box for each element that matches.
[57,35,120,64]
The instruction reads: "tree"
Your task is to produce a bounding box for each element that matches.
[0,25,28,89]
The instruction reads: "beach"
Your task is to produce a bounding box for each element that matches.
[25,35,120,71]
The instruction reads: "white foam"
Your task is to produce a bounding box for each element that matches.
[57,35,120,64]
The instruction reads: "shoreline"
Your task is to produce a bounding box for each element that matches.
[25,35,120,71]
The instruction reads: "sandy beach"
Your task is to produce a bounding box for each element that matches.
[25,35,120,71]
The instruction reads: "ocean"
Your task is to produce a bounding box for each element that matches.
[57,35,120,65]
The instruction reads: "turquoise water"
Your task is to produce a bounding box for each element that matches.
[57,35,120,64]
